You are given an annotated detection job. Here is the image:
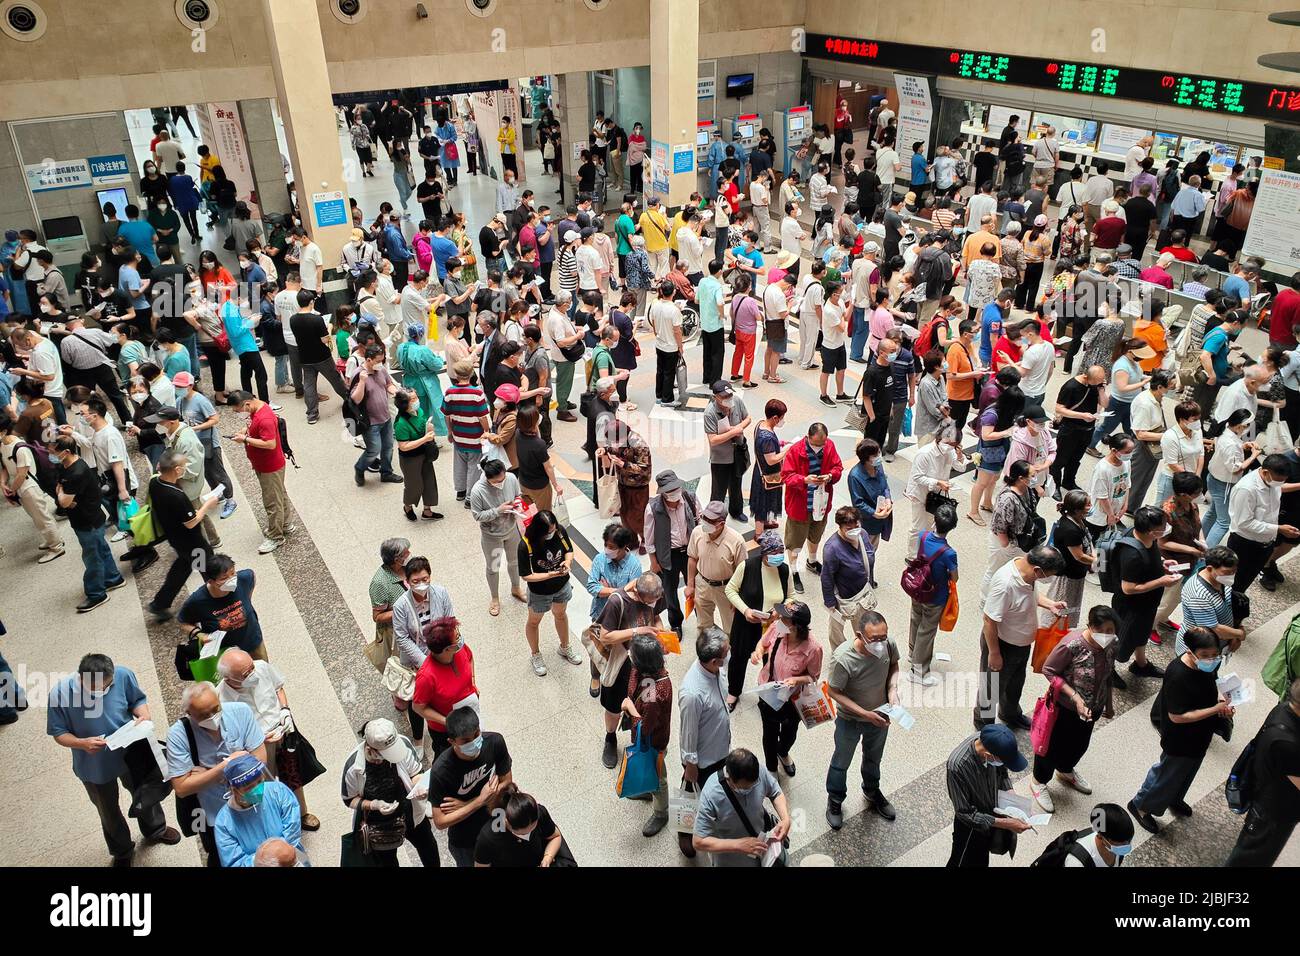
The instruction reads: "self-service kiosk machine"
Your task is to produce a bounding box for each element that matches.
[722,114,761,152]
[773,105,812,174]
[695,120,718,163]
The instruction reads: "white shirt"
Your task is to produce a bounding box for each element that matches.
[985,561,1040,647]
[1228,470,1282,542]
[298,241,323,290]
[763,283,789,324]
[1212,380,1259,437]
[90,423,139,491]
[1064,834,1116,867]
[1020,340,1055,395]
[820,300,847,349]
[154,139,185,171]
[376,274,401,326]
[577,244,604,290]
[400,284,429,332]
[780,216,804,256]
[1085,458,1130,524]
[1081,175,1115,207]
[851,256,878,309]
[876,108,895,130]
[750,180,770,207]
[217,661,286,733]
[274,289,299,346]
[1123,144,1147,179]
[649,300,682,353]
[1055,180,1085,209]
[796,275,822,322]
[543,308,577,363]
[1161,425,1203,476]
[1129,389,1168,438]
[906,442,960,502]
[677,228,709,277]
[16,244,47,281]
[28,337,65,399]
[966,193,997,229]
[1208,428,1249,484]
[875,147,899,185]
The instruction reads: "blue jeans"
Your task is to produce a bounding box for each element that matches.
[74,524,122,601]
[1153,472,1174,508]
[1090,397,1133,448]
[849,307,870,361]
[0,651,24,719]
[1203,474,1232,548]
[825,715,889,806]
[1133,750,1205,815]
[356,420,396,477]
[180,331,200,379]
[273,354,289,388]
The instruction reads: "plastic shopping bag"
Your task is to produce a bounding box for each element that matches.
[1031,616,1070,674]
[117,498,140,532]
[669,787,699,833]
[794,681,837,729]
[939,580,959,632]
[615,726,663,799]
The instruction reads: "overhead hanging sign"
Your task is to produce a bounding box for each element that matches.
[1242,169,1300,272]
[892,73,933,153]
[25,158,91,193]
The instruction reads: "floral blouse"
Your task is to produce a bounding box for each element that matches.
[1081,318,1125,381]
[1043,633,1114,716]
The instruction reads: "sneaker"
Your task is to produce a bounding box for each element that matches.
[835,393,853,403]
[1260,574,1277,592]
[556,644,584,666]
[826,801,844,830]
[220,499,238,519]
[1057,771,1092,795]
[109,529,129,543]
[884,453,896,463]
[456,491,466,501]
[1130,661,1164,678]
[354,472,365,487]
[529,653,548,677]
[805,560,822,575]
[819,395,836,407]
[380,474,404,484]
[77,595,110,613]
[270,403,283,412]
[1030,781,1055,812]
[37,546,66,564]
[353,436,367,449]
[144,603,174,623]
[792,571,804,594]
[106,577,128,591]
[1111,670,1128,690]
[307,416,319,425]
[729,375,742,382]
[257,538,284,555]
[144,826,182,846]
[601,733,618,769]
[907,670,940,687]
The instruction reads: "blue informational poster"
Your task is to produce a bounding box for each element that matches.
[312,190,348,228]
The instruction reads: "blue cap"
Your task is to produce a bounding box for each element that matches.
[223,753,266,787]
[979,724,1027,772]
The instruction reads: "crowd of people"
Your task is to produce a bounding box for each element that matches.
[2,92,1299,871]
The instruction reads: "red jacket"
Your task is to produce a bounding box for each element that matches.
[781,437,844,522]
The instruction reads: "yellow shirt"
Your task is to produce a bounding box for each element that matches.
[199,154,220,184]
[639,210,670,253]
[498,125,516,155]
[668,212,688,252]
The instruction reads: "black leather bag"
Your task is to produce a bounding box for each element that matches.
[925,491,957,515]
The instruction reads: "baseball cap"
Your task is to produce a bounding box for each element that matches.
[654,469,683,494]
[710,380,734,398]
[756,530,784,555]
[143,407,181,424]
[979,724,1027,771]
[775,601,812,628]
[863,241,881,255]
[493,383,521,403]
[1034,214,1049,228]
[562,230,581,244]
[700,500,728,522]
[1022,403,1048,423]
[172,370,195,388]
[363,718,408,763]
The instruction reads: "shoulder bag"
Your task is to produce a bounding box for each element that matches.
[174,717,205,838]
[720,778,788,867]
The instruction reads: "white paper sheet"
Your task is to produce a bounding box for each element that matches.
[104,719,154,751]
[876,702,916,730]
[407,769,431,801]
[202,484,225,501]
[757,681,794,710]
[1217,672,1254,706]
[199,631,225,658]
[996,789,1052,827]
[934,652,952,663]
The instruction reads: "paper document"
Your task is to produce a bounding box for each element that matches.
[202,484,225,501]
[996,790,1052,827]
[199,631,225,658]
[104,719,154,751]
[406,769,431,801]
[761,834,784,867]
[1167,562,1191,573]
[934,652,952,663]
[876,702,916,730]
[1216,672,1254,706]
[757,681,794,710]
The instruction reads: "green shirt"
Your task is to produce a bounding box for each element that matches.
[393,409,428,442]
[334,329,350,361]
[588,346,615,386]
[616,214,636,256]
[697,276,724,333]
[117,340,149,387]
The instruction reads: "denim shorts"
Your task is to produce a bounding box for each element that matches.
[527,580,572,613]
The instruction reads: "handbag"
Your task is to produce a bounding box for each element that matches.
[1030,676,1065,757]
[359,805,407,853]
[925,490,957,515]
[939,580,959,631]
[596,460,621,519]
[382,655,417,701]
[278,726,327,787]
[128,503,159,547]
[793,680,837,728]
[902,406,913,438]
[443,142,459,163]
[364,625,393,673]
[1262,420,1294,456]
[669,786,700,833]
[116,498,140,532]
[1031,616,1070,673]
[614,724,663,799]
[552,492,570,525]
[720,777,788,867]
[580,622,611,664]
[734,430,751,474]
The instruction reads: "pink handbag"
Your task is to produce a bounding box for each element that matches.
[1030,676,1065,757]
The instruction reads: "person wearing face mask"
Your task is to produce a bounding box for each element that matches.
[782,423,844,593]
[211,753,303,868]
[1155,400,1204,507]
[409,617,478,763]
[946,722,1032,866]
[904,427,965,554]
[166,682,267,865]
[517,509,583,678]
[686,500,748,639]
[1005,403,1056,504]
[178,553,269,661]
[227,390,291,552]
[1129,626,1235,834]
[348,344,402,487]
[1171,546,1245,664]
[47,653,181,866]
[1111,506,1184,691]
[702,381,752,522]
[749,600,822,779]
[1036,801,1136,867]
[824,610,901,828]
[51,435,126,613]
[643,469,700,636]
[1226,453,1300,597]
[1086,338,1154,456]
[341,717,441,867]
[146,198,182,260]
[1084,432,1135,542]
[468,458,527,618]
[1029,605,1119,812]
[1051,365,1106,492]
[975,545,1068,729]
[692,747,791,866]
[425,706,512,868]
[904,503,959,685]
[141,445,217,620]
[1153,472,1209,639]
[724,532,793,709]
[847,437,892,557]
[1203,408,1260,548]
[475,783,575,866]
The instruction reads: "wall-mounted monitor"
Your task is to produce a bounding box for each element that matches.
[96,187,130,219]
[726,73,754,98]
[697,130,710,147]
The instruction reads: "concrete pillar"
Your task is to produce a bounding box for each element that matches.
[650,0,699,208]
[239,99,292,218]
[553,72,590,209]
[261,0,350,266]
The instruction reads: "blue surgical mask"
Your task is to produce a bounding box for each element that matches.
[1109,841,1133,857]
[458,734,484,758]
[986,758,1003,767]
[1195,657,1221,673]
[766,553,785,567]
[242,782,266,806]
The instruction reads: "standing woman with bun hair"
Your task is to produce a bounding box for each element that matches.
[1044,490,1096,628]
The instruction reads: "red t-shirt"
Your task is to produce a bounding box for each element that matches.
[412,644,477,731]
[245,402,285,473]
[1270,287,1300,347]
[991,335,1022,373]
[1093,217,1126,249]
[1159,245,1198,263]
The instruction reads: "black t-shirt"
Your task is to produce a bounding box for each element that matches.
[515,432,550,489]
[865,362,894,415]
[1253,704,1300,820]
[149,476,204,548]
[577,162,597,193]
[479,226,503,260]
[474,804,562,866]
[426,732,513,848]
[1114,537,1164,615]
[1055,377,1100,432]
[750,149,772,178]
[95,290,134,323]
[487,363,522,403]
[1052,516,1091,579]
[1158,656,1219,757]
[150,263,191,335]
[73,269,100,311]
[972,152,998,188]
[59,459,103,531]
[290,311,330,364]
[1123,197,1158,239]
[518,527,573,595]
[884,210,904,247]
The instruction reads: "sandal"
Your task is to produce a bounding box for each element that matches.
[489,600,501,616]
[510,589,528,604]
[769,376,787,384]
[966,513,986,526]
[623,402,638,411]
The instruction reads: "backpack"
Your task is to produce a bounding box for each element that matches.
[900,532,951,603]
[276,415,299,469]
[9,441,59,497]
[1227,703,1299,814]
[1031,828,1102,867]
[1098,531,1135,594]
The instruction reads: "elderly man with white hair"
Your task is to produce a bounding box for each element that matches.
[1213,365,1269,440]
[542,289,582,423]
[254,837,307,867]
[213,752,305,867]
[166,682,266,865]
[217,648,319,831]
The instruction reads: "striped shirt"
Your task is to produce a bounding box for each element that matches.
[59,328,116,370]
[1177,573,1233,654]
[946,734,1010,833]
[556,247,578,293]
[440,383,490,450]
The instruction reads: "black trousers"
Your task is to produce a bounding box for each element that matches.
[701,328,725,388]
[948,818,992,867]
[392,259,410,290]
[655,348,680,404]
[1225,805,1298,867]
[237,350,269,402]
[1283,387,1300,441]
[949,399,972,435]
[75,365,132,425]
[180,208,200,241]
[1052,426,1091,491]
[501,153,518,176]
[1227,533,1275,599]
[83,771,169,861]
[657,546,688,631]
[153,539,213,612]
[369,814,441,867]
[758,699,800,772]
[1014,260,1044,311]
[200,343,228,393]
[1061,317,1095,373]
[974,637,1032,725]
[1032,705,1096,782]
[710,460,745,519]
[866,405,891,446]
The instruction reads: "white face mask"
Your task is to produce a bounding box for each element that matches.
[1215,574,1235,587]
[412,581,430,595]
[865,639,889,660]
[845,527,862,542]
[218,576,238,593]
[1091,632,1117,649]
[197,712,222,732]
